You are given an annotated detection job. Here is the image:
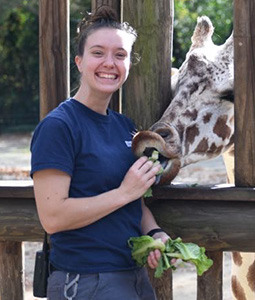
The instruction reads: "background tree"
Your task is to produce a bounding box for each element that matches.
[0,1,39,132]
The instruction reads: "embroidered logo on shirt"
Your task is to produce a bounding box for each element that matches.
[125,141,132,147]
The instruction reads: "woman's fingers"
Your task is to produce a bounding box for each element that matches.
[131,156,148,169]
[148,250,176,270]
[119,156,162,202]
[133,157,161,177]
[147,249,161,269]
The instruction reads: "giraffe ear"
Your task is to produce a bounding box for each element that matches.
[223,31,233,52]
[171,68,179,77]
[171,68,179,96]
[191,16,214,49]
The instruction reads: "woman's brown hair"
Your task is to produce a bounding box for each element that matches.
[76,6,137,57]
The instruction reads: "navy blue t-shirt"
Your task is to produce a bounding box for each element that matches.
[30,98,142,273]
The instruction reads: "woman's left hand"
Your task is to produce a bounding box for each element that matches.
[147,232,175,269]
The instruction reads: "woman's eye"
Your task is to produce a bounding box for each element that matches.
[116,53,127,59]
[92,51,103,56]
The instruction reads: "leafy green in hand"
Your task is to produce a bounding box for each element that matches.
[143,150,163,198]
[128,235,213,278]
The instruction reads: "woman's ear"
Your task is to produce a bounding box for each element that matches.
[75,55,82,73]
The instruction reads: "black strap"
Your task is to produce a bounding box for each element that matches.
[146,228,165,237]
[42,231,49,255]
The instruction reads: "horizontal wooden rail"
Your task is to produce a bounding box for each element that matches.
[1,181,255,250]
[0,181,42,241]
[1,181,255,300]
[152,183,255,201]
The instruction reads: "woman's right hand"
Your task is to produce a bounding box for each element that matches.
[119,156,161,202]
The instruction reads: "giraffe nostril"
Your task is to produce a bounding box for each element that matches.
[157,129,172,139]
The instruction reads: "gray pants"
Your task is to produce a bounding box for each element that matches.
[47,267,157,300]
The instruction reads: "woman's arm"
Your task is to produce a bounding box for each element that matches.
[33,156,161,234]
[141,200,170,269]
[141,200,169,241]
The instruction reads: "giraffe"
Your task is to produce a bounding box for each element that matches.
[132,16,255,300]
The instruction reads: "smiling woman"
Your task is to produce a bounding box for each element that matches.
[74,28,134,108]
[30,5,169,300]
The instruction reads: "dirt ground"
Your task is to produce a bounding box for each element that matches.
[0,133,232,300]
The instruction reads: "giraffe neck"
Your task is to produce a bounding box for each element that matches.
[222,149,255,300]
[222,146,234,184]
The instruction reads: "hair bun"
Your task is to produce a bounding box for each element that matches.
[90,6,119,23]
[76,5,137,57]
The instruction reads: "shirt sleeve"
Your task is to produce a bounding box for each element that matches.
[30,117,76,177]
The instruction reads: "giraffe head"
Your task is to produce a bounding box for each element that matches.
[132,16,234,184]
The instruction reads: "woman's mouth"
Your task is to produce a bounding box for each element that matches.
[96,72,118,80]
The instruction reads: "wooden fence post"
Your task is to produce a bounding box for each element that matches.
[197,251,223,300]
[39,0,70,119]
[148,269,172,300]
[123,1,174,299]
[122,0,174,130]
[91,0,120,17]
[234,0,255,187]
[0,241,23,300]
[91,0,121,112]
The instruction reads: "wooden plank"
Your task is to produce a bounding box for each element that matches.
[0,184,34,198]
[1,195,255,249]
[0,198,43,241]
[39,0,70,119]
[197,251,223,300]
[234,0,255,186]
[0,194,255,249]
[0,241,23,300]
[122,0,173,130]
[2,182,255,201]
[152,184,255,202]
[2,183,255,244]
[91,0,121,112]
[147,199,255,252]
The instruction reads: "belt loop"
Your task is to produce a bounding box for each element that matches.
[64,273,80,300]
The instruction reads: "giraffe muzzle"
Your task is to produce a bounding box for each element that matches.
[132,131,181,184]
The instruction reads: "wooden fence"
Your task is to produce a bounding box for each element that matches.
[0,0,255,299]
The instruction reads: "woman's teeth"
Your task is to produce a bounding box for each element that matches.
[97,73,117,79]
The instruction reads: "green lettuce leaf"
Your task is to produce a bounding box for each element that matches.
[128,236,165,267]
[143,150,163,198]
[128,235,213,278]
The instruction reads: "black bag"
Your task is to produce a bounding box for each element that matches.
[33,232,50,298]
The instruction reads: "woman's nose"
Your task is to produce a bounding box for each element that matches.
[103,55,115,68]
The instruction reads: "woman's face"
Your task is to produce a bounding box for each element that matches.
[76,28,134,96]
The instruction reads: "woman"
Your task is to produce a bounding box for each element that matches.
[31,6,170,300]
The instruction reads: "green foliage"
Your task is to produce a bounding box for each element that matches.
[0,0,91,132]
[0,1,39,131]
[173,0,233,67]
